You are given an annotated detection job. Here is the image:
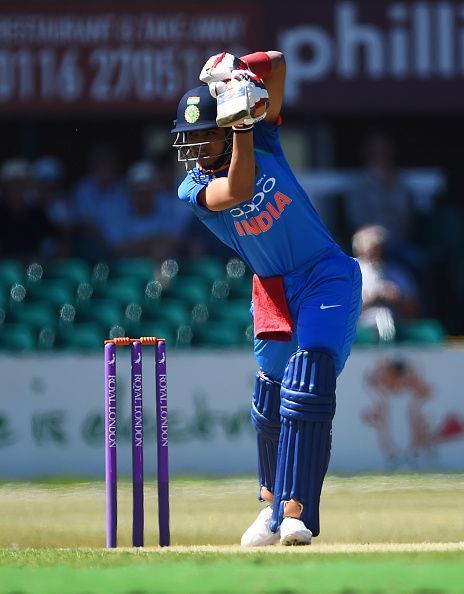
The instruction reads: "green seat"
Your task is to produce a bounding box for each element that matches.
[91,261,110,283]
[37,326,57,350]
[0,290,8,309]
[179,257,225,283]
[136,321,176,345]
[0,260,23,286]
[93,278,143,305]
[76,299,123,329]
[163,276,210,305]
[354,325,380,345]
[10,301,57,329]
[228,276,252,300]
[44,259,91,284]
[111,259,156,281]
[0,324,36,351]
[209,299,252,327]
[26,280,74,308]
[210,278,231,301]
[144,299,190,327]
[57,323,104,350]
[396,319,445,344]
[192,322,243,347]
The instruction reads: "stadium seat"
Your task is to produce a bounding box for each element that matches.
[111,259,156,281]
[354,326,380,345]
[44,259,91,285]
[135,321,176,345]
[75,299,123,329]
[396,319,445,344]
[93,278,143,305]
[143,299,190,327]
[0,260,23,286]
[210,279,230,300]
[0,324,36,351]
[25,280,74,308]
[179,257,225,283]
[208,299,252,327]
[162,276,210,305]
[191,322,244,347]
[57,323,104,350]
[37,326,57,350]
[227,276,252,300]
[9,301,57,330]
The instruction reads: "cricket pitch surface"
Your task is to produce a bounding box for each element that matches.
[1,475,463,593]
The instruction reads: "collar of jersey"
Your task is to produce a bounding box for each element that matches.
[196,162,230,177]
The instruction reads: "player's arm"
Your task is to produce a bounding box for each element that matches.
[240,51,286,124]
[197,130,255,212]
[202,51,286,124]
[197,51,286,211]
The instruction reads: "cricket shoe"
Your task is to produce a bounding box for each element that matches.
[279,517,312,546]
[241,506,280,547]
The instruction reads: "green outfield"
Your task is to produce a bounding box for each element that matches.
[0,475,463,593]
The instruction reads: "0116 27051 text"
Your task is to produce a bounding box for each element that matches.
[0,47,215,104]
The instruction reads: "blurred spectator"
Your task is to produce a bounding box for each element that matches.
[73,144,129,260]
[112,159,192,263]
[0,158,59,260]
[344,131,422,272]
[414,171,464,334]
[353,225,420,341]
[32,156,73,257]
[345,131,412,236]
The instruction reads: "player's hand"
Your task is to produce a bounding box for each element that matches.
[199,52,247,84]
[232,70,269,125]
[215,70,269,128]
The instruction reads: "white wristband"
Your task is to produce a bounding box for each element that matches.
[232,124,254,133]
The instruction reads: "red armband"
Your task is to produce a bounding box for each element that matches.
[240,51,272,80]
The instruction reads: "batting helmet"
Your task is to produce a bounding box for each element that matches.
[171,84,218,133]
[171,84,232,173]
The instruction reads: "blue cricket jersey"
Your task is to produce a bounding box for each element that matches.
[178,121,337,277]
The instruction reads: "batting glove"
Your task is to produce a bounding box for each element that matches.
[199,52,248,85]
[215,69,269,128]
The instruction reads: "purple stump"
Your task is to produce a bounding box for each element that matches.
[131,341,144,547]
[105,342,117,548]
[155,339,170,547]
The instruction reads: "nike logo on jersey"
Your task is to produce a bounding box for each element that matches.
[320,304,342,310]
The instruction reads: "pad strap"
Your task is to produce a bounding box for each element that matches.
[250,373,281,496]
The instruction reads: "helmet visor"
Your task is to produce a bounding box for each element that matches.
[172,131,232,171]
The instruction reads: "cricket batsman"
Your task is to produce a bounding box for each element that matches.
[171,51,362,545]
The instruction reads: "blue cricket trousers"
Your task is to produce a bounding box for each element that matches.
[254,248,362,380]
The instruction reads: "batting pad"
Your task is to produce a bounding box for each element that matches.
[270,350,336,536]
[251,373,281,498]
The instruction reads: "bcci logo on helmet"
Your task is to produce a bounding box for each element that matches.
[184,105,200,124]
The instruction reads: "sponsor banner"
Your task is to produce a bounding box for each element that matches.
[0,348,463,478]
[276,0,464,112]
[0,3,254,114]
[0,1,463,114]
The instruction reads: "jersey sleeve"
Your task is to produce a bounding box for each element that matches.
[178,173,218,221]
[253,119,284,157]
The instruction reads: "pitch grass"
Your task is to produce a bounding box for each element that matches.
[1,549,464,594]
[0,475,463,593]
[1,474,463,548]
